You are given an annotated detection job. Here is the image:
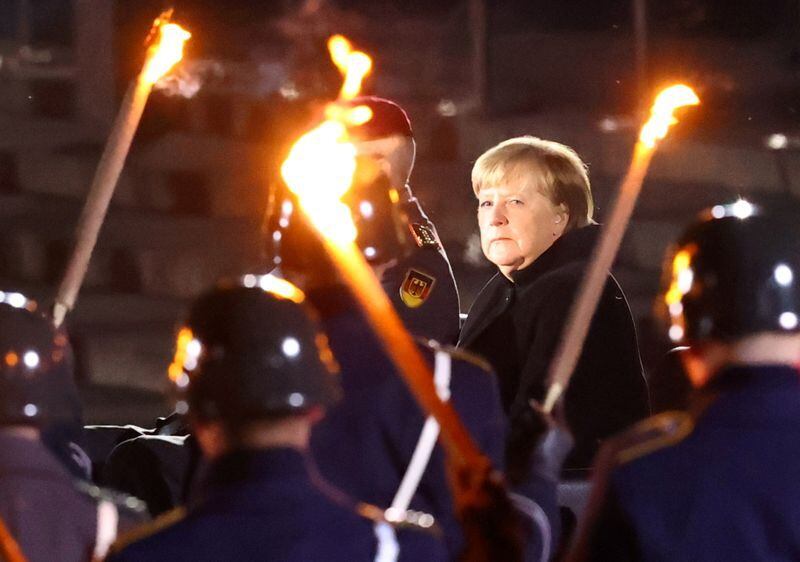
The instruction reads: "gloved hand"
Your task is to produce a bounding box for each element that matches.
[506,400,573,486]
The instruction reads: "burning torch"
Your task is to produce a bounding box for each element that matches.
[52,10,190,327]
[542,84,700,413]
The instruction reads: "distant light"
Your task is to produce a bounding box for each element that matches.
[417,514,435,528]
[175,400,189,415]
[272,230,282,242]
[710,205,726,219]
[774,264,794,287]
[669,302,684,317]
[279,217,289,228]
[436,99,457,117]
[766,133,788,150]
[677,268,694,295]
[23,351,40,369]
[282,337,300,358]
[288,392,305,407]
[23,403,38,417]
[242,274,257,288]
[364,246,377,259]
[731,198,754,220]
[599,117,620,133]
[669,325,684,342]
[359,201,374,219]
[175,373,190,388]
[779,312,798,330]
[279,82,300,100]
[7,293,27,309]
[186,338,202,357]
[281,200,293,215]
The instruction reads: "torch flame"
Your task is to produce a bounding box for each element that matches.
[280,35,375,243]
[639,84,700,148]
[142,21,191,85]
[328,35,373,100]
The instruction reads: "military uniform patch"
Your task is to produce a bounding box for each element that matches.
[400,269,436,308]
[409,223,439,248]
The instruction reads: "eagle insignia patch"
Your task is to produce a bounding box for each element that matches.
[399,269,436,308]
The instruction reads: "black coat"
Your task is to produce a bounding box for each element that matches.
[459,225,650,469]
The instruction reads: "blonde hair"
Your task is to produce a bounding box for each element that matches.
[471,136,594,231]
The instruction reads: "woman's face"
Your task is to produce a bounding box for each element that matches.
[477,175,568,278]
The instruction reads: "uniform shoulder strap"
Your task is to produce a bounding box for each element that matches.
[606,411,694,466]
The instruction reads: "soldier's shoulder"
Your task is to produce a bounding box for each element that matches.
[602,411,694,467]
[109,507,187,553]
[416,339,492,372]
[73,479,148,517]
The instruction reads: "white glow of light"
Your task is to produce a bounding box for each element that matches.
[437,99,457,117]
[7,293,27,309]
[23,351,40,369]
[281,200,293,215]
[418,514,435,528]
[669,325,684,342]
[242,274,257,288]
[669,302,684,317]
[384,507,403,523]
[175,373,190,388]
[359,201,374,219]
[282,337,301,358]
[677,268,694,295]
[175,400,189,415]
[599,117,620,133]
[186,339,202,358]
[183,356,198,371]
[272,230,282,242]
[23,403,38,417]
[767,133,788,150]
[779,312,798,330]
[774,264,794,287]
[288,392,305,407]
[0,291,5,302]
[711,205,726,219]
[731,199,754,220]
[364,246,377,259]
[279,217,289,228]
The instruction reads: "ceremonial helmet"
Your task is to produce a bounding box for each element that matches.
[168,278,341,423]
[266,97,421,273]
[658,198,800,344]
[0,292,79,427]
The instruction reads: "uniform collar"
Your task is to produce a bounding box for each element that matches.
[203,447,310,491]
[510,224,599,287]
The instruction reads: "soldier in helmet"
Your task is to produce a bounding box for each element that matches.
[269,95,461,345]
[568,199,800,561]
[0,293,145,562]
[107,282,446,562]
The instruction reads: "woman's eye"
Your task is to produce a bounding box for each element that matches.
[509,199,524,206]
[479,200,492,208]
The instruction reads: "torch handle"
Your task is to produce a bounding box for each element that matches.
[543,143,653,412]
[0,517,27,562]
[325,240,488,470]
[52,77,151,327]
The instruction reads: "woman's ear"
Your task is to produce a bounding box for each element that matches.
[554,204,569,232]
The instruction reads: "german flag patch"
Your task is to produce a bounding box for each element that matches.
[399,269,436,308]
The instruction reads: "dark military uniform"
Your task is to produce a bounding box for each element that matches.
[308,284,506,558]
[0,432,145,562]
[381,189,461,346]
[571,365,800,562]
[107,447,394,562]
